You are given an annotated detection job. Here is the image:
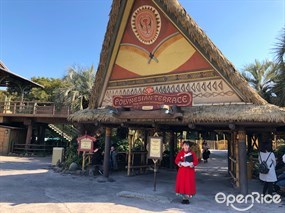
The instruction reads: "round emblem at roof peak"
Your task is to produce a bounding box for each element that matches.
[131,5,161,45]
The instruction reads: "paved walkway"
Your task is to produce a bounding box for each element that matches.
[0,151,284,213]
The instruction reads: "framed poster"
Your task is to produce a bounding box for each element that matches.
[77,135,96,152]
[148,137,163,160]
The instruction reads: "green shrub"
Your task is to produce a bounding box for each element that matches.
[275,145,285,160]
[64,138,82,168]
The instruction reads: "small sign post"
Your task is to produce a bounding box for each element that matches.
[77,134,96,171]
[148,134,163,191]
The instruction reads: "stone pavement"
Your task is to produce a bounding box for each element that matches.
[0,150,284,213]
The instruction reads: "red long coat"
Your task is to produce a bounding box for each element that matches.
[175,150,198,196]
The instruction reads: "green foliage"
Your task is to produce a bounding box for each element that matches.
[241,28,285,106]
[64,138,82,168]
[5,77,67,102]
[109,134,129,152]
[99,129,129,152]
[242,59,277,102]
[0,91,7,101]
[273,27,285,67]
[27,77,68,102]
[273,27,285,107]
[275,145,285,161]
[116,138,129,152]
[4,88,23,101]
[53,65,95,111]
[3,65,95,111]
[132,138,144,151]
[114,127,129,151]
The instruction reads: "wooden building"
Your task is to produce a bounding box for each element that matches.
[0,125,26,155]
[0,60,43,101]
[0,61,46,154]
[69,0,285,194]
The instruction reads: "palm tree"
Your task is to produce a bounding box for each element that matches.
[273,27,285,106]
[242,60,277,102]
[56,65,95,111]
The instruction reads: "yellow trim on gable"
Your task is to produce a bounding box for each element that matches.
[115,34,196,75]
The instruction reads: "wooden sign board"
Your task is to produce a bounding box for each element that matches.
[113,91,192,110]
[77,135,96,152]
[148,137,163,160]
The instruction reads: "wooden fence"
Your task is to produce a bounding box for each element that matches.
[0,101,70,117]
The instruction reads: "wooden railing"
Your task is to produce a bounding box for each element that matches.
[12,143,66,156]
[0,101,71,117]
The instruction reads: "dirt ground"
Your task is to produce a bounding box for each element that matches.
[0,150,284,213]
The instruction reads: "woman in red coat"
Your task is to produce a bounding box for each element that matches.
[175,141,198,204]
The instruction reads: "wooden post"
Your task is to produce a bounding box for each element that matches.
[13,103,16,114]
[237,129,248,195]
[223,134,226,150]
[33,102,37,114]
[20,91,24,103]
[36,125,40,143]
[153,159,158,191]
[227,133,231,175]
[143,130,148,151]
[169,131,174,169]
[82,151,86,171]
[25,124,33,150]
[52,105,55,115]
[103,127,112,178]
[127,130,133,176]
[274,134,277,150]
[174,132,177,151]
[38,125,46,144]
[247,134,252,155]
[234,131,239,187]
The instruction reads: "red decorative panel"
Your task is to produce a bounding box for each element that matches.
[110,0,213,82]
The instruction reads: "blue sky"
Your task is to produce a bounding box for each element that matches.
[0,0,284,80]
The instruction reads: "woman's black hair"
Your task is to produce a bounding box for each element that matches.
[183,141,190,146]
[260,142,272,152]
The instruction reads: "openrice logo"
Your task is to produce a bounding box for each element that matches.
[215,192,281,211]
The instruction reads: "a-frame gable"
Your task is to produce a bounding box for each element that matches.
[90,0,267,109]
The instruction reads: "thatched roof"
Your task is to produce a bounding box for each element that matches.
[89,0,267,109]
[69,104,285,126]
[88,0,121,109]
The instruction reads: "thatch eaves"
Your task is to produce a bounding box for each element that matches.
[89,0,122,109]
[69,104,285,125]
